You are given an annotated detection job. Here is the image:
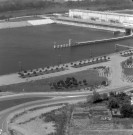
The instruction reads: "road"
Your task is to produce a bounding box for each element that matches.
[0,85,133,135]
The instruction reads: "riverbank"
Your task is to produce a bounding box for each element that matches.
[0,18,54,29]
[0,52,131,91]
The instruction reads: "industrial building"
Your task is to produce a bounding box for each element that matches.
[69,9,133,27]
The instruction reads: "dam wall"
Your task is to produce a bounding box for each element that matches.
[53,17,133,49]
[76,34,133,46]
[53,31,133,48]
[55,20,125,32]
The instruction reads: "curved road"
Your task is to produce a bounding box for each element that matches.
[0,85,133,135]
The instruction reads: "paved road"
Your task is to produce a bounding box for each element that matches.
[0,85,133,134]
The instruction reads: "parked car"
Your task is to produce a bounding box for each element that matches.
[0,129,2,135]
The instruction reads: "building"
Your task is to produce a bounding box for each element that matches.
[69,9,133,27]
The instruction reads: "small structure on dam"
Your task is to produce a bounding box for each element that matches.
[53,10,133,49]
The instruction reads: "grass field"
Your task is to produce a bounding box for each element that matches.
[121,59,133,76]
[122,68,133,76]
[0,97,50,111]
[0,69,108,92]
[114,10,133,15]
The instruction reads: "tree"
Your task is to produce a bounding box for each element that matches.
[126,57,133,65]
[117,92,131,105]
[120,104,133,118]
[91,91,102,103]
[109,91,117,97]
[101,81,107,86]
[108,97,119,110]
[102,93,108,101]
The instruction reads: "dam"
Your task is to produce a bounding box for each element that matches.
[52,9,133,49]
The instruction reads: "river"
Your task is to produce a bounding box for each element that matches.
[0,23,132,75]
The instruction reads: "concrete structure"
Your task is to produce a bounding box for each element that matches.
[69,9,133,27]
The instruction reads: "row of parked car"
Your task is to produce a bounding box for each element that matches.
[18,64,68,78]
[19,56,110,78]
[71,56,110,68]
[120,49,133,57]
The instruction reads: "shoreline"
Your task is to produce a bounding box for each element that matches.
[0,15,132,87]
[0,51,131,87]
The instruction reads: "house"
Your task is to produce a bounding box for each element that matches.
[111,108,121,116]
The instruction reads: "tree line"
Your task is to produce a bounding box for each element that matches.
[0,0,133,13]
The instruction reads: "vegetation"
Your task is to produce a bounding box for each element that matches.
[50,76,108,91]
[120,103,133,118]
[50,77,86,90]
[39,105,71,135]
[121,57,133,78]
[0,69,108,92]
[87,91,108,104]
[126,57,133,65]
[0,0,133,18]
[108,97,119,110]
[90,90,102,103]
[88,90,133,118]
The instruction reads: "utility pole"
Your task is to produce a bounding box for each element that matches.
[90,48,92,58]
[115,44,118,52]
[69,39,72,46]
[58,54,61,65]
[18,61,22,72]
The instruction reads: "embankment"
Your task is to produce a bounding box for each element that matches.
[0,18,54,29]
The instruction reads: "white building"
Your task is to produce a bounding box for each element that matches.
[69,9,133,27]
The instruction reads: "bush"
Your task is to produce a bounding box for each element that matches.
[102,93,108,100]
[120,104,133,118]
[91,91,102,103]
[108,97,119,109]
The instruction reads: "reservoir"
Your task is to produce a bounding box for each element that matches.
[0,23,132,75]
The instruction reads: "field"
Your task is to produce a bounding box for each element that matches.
[0,97,50,111]
[69,103,133,135]
[122,68,133,76]
[0,68,108,92]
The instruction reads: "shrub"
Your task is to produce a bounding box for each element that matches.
[91,91,102,103]
[120,104,133,118]
[102,93,108,100]
[108,97,119,109]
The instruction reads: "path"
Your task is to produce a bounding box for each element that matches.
[109,54,128,87]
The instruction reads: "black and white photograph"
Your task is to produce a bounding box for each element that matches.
[0,0,133,135]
